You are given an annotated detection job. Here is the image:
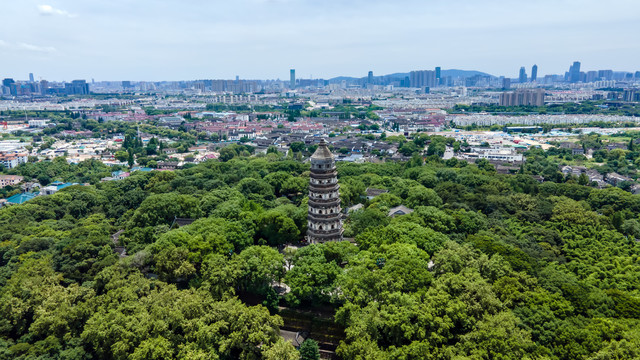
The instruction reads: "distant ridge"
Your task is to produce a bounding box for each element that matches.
[329,69,494,82]
[441,69,493,78]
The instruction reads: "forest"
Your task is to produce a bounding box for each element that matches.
[1,148,640,360]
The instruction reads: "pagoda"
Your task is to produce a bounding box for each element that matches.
[307,138,343,243]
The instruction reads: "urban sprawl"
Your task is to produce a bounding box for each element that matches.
[2,60,640,206]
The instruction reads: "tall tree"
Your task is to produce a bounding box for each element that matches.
[299,339,320,360]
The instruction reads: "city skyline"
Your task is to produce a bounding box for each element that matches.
[1,0,639,81]
[4,62,639,84]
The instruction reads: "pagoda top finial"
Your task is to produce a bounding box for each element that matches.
[311,138,333,160]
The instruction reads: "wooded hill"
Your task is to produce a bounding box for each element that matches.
[1,152,640,359]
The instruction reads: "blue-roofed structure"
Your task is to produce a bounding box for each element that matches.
[131,167,154,172]
[56,182,74,191]
[42,182,77,195]
[6,192,38,205]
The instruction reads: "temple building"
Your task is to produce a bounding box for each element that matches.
[307,138,343,243]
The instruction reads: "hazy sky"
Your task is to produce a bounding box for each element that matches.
[1,0,639,81]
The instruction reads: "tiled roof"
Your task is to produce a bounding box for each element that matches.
[310,138,334,160]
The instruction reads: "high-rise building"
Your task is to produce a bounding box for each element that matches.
[29,73,34,83]
[40,80,49,95]
[519,67,527,83]
[409,70,437,88]
[569,61,581,83]
[595,70,613,81]
[2,79,16,96]
[290,69,295,89]
[502,77,511,89]
[307,139,343,243]
[65,80,90,95]
[435,67,441,85]
[499,89,545,106]
[531,65,538,82]
[367,71,373,84]
[623,90,638,102]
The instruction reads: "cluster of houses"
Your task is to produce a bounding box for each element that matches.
[26,132,221,169]
[560,165,640,193]
[377,110,448,133]
[100,167,155,182]
[558,141,629,155]
[249,133,402,162]
[176,117,347,140]
[0,177,83,206]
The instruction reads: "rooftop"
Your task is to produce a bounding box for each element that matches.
[310,138,334,160]
[6,192,38,205]
[388,205,414,217]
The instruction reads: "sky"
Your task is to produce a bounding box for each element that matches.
[1,0,639,81]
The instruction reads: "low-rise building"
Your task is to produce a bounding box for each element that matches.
[0,153,28,169]
[606,143,627,151]
[585,170,605,188]
[365,187,388,200]
[6,192,38,205]
[159,116,185,128]
[42,181,76,195]
[606,173,633,186]
[0,175,24,187]
[21,182,41,192]
[158,161,179,170]
[495,165,520,174]
[111,170,130,180]
[459,147,523,163]
[28,119,49,128]
[388,205,414,217]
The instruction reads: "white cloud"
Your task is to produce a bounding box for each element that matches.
[37,4,76,18]
[17,42,57,53]
[0,0,635,80]
[0,40,56,53]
